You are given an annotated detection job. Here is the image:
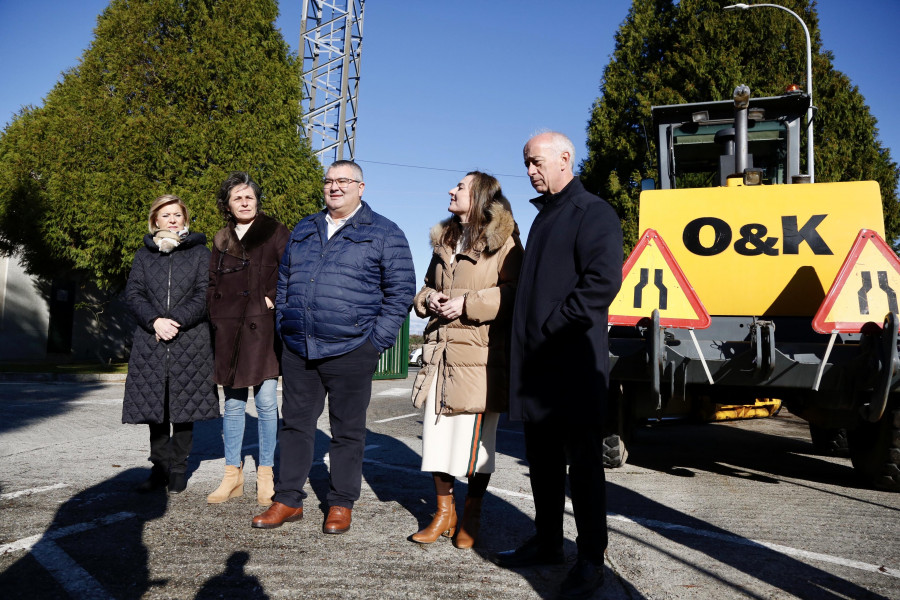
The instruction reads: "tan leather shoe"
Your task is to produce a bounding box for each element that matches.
[411,494,457,544]
[207,464,244,504]
[256,466,274,506]
[323,506,352,534]
[453,496,482,549]
[251,502,303,529]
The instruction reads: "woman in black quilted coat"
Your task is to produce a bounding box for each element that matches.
[123,194,219,493]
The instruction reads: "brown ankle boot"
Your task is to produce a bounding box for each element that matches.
[453,496,482,549]
[411,494,457,543]
[256,466,274,506]
[207,464,244,504]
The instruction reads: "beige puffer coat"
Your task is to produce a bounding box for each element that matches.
[411,203,524,415]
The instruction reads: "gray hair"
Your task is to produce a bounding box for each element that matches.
[526,130,576,168]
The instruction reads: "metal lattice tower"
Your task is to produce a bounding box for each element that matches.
[300,0,364,166]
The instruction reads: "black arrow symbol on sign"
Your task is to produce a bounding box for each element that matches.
[857,270,898,315]
[634,268,668,310]
[858,271,872,314]
[878,271,899,314]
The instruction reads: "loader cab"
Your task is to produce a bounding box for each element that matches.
[652,93,809,189]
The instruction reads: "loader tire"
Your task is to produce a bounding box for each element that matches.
[603,433,628,469]
[809,424,849,457]
[847,397,900,492]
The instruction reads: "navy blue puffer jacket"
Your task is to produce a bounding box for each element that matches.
[276,202,416,359]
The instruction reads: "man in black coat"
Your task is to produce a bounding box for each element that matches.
[497,132,623,600]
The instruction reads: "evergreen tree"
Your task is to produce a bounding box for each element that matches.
[0,0,323,290]
[582,0,900,254]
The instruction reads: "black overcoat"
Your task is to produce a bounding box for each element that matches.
[122,232,219,424]
[208,213,291,388]
[509,178,623,423]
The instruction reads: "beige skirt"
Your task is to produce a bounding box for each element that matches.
[420,375,499,477]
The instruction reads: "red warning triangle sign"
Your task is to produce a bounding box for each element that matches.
[609,229,710,329]
[813,229,900,334]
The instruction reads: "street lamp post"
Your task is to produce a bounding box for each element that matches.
[724,3,814,183]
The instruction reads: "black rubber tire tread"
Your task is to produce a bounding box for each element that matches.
[808,424,849,457]
[603,434,628,469]
[848,397,900,492]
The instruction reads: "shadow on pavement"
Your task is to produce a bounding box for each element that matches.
[195,550,269,599]
[0,469,168,599]
[0,382,115,436]
[607,481,892,599]
[623,414,900,504]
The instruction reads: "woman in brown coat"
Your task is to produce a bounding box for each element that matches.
[409,171,524,548]
[206,172,290,506]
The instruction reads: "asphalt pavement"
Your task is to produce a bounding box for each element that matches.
[0,369,898,599]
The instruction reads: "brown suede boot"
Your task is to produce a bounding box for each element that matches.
[207,464,243,504]
[411,494,457,543]
[256,466,274,506]
[453,496,482,549]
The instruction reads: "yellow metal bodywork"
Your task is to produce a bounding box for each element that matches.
[638,181,884,316]
[699,398,783,422]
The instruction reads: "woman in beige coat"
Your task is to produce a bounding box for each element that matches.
[410,171,524,549]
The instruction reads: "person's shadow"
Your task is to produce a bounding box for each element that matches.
[359,423,586,599]
[195,551,269,599]
[0,469,168,599]
[607,480,893,599]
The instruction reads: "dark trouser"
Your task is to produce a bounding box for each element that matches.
[148,422,193,473]
[148,387,194,473]
[274,341,380,509]
[524,416,608,564]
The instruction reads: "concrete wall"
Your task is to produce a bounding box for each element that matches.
[0,255,134,363]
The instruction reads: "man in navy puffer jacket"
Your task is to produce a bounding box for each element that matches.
[252,160,415,534]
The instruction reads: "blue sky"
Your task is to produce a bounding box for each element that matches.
[2,1,898,333]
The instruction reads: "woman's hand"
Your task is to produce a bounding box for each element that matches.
[265,296,275,310]
[427,291,449,314]
[434,295,465,321]
[153,318,181,341]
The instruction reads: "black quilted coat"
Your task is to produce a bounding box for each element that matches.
[122,232,219,424]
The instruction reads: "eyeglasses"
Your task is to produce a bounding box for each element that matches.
[322,178,360,189]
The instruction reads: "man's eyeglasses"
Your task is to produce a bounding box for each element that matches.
[322,178,360,189]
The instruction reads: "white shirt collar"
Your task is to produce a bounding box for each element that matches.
[325,203,363,238]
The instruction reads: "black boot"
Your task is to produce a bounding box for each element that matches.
[136,463,168,493]
[168,471,187,494]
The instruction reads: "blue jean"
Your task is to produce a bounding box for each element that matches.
[223,378,279,467]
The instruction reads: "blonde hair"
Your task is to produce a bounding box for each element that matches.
[147,194,190,233]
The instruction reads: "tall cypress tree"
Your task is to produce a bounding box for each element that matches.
[581,0,900,254]
[0,0,322,290]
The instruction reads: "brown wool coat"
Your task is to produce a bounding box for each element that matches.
[208,213,291,388]
[411,204,524,415]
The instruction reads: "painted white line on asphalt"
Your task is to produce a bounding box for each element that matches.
[608,513,900,579]
[71,399,122,406]
[360,457,899,580]
[1,483,67,500]
[376,387,410,397]
[31,539,114,599]
[0,511,136,556]
[374,412,419,423]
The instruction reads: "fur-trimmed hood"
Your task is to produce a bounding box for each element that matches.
[213,212,283,257]
[428,202,517,256]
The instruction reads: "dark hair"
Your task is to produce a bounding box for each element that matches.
[216,172,262,223]
[441,171,512,252]
[327,160,363,181]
